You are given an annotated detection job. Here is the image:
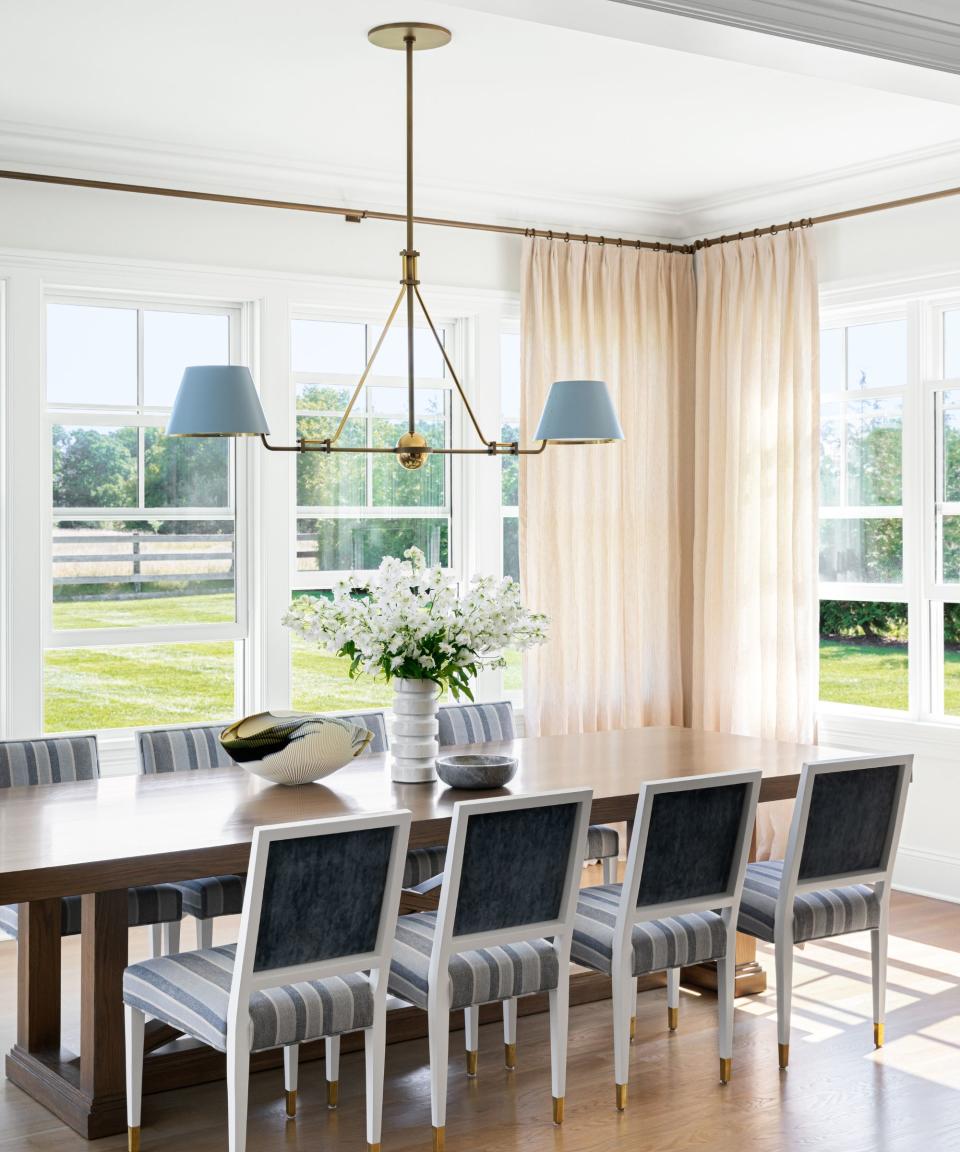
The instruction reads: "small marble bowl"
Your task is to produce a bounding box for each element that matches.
[435,753,518,790]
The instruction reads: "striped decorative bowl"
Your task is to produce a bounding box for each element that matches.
[219,711,373,786]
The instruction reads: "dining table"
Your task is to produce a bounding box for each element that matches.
[0,725,856,1139]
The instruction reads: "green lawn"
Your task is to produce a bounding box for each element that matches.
[820,637,960,712]
[45,593,525,732]
[59,596,960,732]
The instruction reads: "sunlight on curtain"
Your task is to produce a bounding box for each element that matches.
[520,237,695,736]
[692,230,820,858]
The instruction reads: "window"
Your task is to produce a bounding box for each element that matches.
[290,316,454,711]
[44,299,246,732]
[818,299,960,720]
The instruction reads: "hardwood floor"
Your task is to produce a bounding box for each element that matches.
[2,886,959,1151]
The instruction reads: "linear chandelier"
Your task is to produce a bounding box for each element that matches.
[167,21,624,469]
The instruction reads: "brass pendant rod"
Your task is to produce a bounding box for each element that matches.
[404,33,417,436]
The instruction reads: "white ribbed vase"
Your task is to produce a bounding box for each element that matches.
[390,678,440,783]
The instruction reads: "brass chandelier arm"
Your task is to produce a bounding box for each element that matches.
[323,283,407,448]
[412,284,491,447]
[259,433,548,456]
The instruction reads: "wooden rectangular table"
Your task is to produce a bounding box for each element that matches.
[0,727,851,1139]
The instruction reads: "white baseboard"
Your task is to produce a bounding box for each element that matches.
[893,847,960,905]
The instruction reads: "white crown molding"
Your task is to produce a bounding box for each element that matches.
[608,0,960,75]
[4,117,960,244]
[0,120,675,242]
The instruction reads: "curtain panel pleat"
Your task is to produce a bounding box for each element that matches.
[519,237,696,737]
[691,230,820,857]
[520,231,818,858]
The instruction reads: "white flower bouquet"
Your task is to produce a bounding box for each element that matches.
[283,546,549,700]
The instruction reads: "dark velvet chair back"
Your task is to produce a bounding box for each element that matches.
[635,780,754,908]
[252,824,397,973]
[0,735,99,787]
[442,790,592,940]
[791,757,913,887]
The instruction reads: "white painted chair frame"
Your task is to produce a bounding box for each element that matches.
[399,788,592,1149]
[768,754,912,1070]
[609,770,761,1105]
[124,809,412,1152]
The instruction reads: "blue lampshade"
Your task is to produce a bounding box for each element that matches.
[533,379,624,442]
[167,366,270,437]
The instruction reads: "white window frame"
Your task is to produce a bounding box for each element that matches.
[819,285,960,725]
[39,288,254,736]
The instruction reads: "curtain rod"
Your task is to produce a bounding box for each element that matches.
[2,168,960,254]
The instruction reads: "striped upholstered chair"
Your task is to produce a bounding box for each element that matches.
[571,770,761,1104]
[389,789,592,1149]
[136,712,391,952]
[123,809,410,1152]
[0,736,183,953]
[737,754,912,1069]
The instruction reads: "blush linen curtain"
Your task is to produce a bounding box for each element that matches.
[519,237,696,736]
[691,229,820,857]
[520,230,819,859]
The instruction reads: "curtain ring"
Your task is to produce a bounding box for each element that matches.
[598,235,605,246]
[564,232,570,243]
[617,237,623,247]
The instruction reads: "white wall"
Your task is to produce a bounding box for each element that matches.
[0,178,522,293]
[3,178,960,900]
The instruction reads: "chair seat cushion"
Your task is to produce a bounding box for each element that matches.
[123,943,374,1053]
[571,885,727,976]
[403,846,447,889]
[174,875,246,920]
[586,825,620,860]
[1,884,181,941]
[389,912,560,1011]
[738,860,882,944]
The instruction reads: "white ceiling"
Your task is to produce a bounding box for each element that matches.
[3,0,960,239]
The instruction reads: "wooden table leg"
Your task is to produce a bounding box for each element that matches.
[6,890,130,1139]
[16,898,62,1053]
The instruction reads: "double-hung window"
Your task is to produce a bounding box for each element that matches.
[818,293,960,721]
[43,297,247,733]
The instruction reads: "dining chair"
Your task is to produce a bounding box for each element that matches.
[736,754,913,1069]
[389,788,592,1150]
[0,736,183,955]
[434,701,622,882]
[135,711,390,952]
[123,808,411,1152]
[570,770,761,1106]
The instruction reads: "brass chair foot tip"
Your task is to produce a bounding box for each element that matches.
[368,1145,381,1152]
[629,1015,636,1041]
[552,1097,564,1125]
[778,1043,789,1071]
[615,1083,627,1111]
[285,1089,297,1117]
[667,1006,679,1032]
[504,1042,517,1069]
[128,1127,140,1152]
[466,1049,478,1077]
[432,1126,445,1152]
[874,1023,885,1048]
[719,1058,732,1084]
[326,1080,339,1109]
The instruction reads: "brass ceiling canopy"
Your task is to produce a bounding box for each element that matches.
[166,22,624,465]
